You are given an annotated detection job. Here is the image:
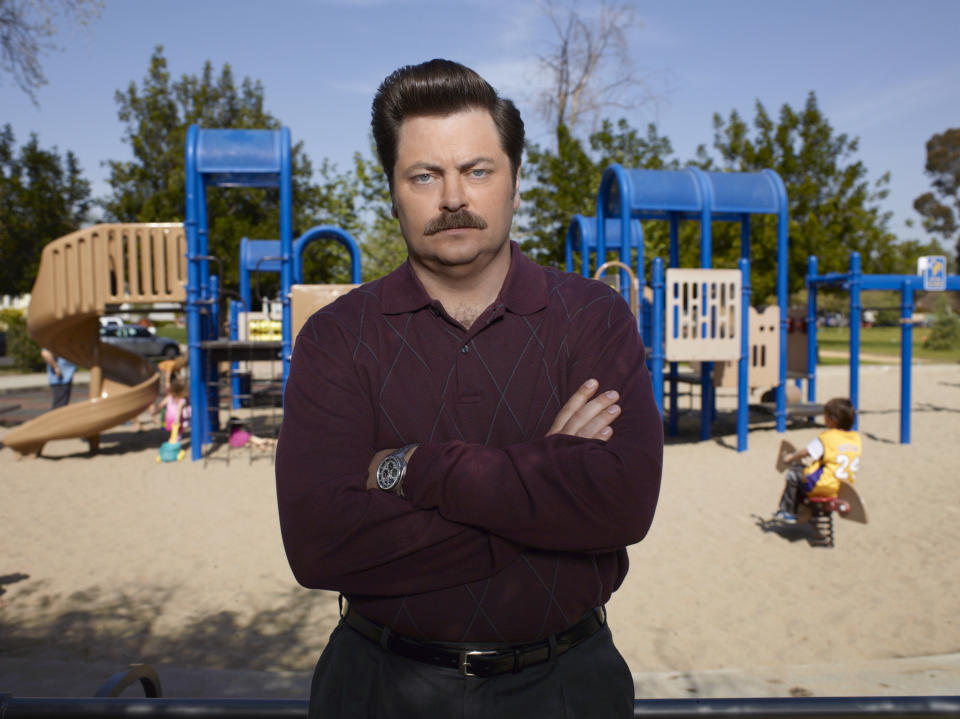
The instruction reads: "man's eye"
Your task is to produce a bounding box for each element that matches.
[413,174,433,184]
[470,169,489,178]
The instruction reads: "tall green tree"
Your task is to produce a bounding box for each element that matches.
[0,124,91,296]
[912,127,960,267]
[709,91,897,302]
[103,46,359,297]
[348,141,407,282]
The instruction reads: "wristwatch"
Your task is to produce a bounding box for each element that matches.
[376,444,418,497]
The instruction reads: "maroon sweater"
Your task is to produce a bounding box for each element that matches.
[276,242,662,643]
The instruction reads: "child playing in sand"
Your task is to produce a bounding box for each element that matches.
[774,397,862,523]
[156,377,189,434]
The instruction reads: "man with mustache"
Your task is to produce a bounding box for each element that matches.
[276,59,663,718]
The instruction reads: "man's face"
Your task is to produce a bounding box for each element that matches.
[391,108,520,277]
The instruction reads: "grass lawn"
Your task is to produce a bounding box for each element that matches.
[155,323,187,345]
[815,326,960,363]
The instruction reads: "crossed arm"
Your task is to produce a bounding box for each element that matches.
[276,295,662,595]
[366,379,622,489]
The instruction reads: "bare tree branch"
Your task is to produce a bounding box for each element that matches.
[535,0,657,136]
[0,0,102,105]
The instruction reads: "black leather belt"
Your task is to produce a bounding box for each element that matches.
[341,604,606,678]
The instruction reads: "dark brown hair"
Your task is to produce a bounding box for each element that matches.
[371,59,524,189]
[824,397,856,431]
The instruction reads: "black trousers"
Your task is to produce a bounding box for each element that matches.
[308,620,635,719]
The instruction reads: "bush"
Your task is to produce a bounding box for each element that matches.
[874,308,902,327]
[0,309,42,371]
[923,296,960,351]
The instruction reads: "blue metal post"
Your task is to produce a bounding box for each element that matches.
[239,239,252,312]
[900,280,914,444]
[737,257,751,452]
[766,169,790,434]
[806,256,818,403]
[279,127,294,390]
[849,252,862,428]
[689,168,714,442]
[184,125,205,462]
[651,258,665,414]
[198,182,216,444]
[229,299,243,410]
[209,275,220,339]
[668,213,679,437]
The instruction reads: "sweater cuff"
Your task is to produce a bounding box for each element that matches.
[402,442,446,508]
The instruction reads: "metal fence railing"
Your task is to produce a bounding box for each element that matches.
[2,665,958,719]
[2,694,959,719]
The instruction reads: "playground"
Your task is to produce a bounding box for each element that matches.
[2,359,959,696]
[2,125,959,698]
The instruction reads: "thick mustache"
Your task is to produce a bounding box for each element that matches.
[423,209,488,235]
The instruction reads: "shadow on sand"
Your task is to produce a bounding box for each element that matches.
[0,583,338,674]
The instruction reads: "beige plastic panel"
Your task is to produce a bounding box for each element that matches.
[664,269,741,362]
[714,305,780,388]
[290,284,360,346]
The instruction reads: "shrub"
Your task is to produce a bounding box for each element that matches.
[923,295,960,351]
[0,309,42,371]
[874,308,901,327]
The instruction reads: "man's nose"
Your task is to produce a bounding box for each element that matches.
[440,175,466,211]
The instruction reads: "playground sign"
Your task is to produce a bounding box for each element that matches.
[918,255,947,291]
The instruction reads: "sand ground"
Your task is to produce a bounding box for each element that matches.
[2,362,959,698]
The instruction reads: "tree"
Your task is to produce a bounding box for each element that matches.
[535,0,656,136]
[520,118,678,269]
[103,46,360,298]
[709,92,897,303]
[912,128,960,267]
[349,143,406,282]
[0,0,102,104]
[0,124,91,296]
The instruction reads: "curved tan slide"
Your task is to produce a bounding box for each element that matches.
[3,224,187,456]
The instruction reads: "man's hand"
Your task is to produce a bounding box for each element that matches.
[546,379,621,441]
[366,448,393,490]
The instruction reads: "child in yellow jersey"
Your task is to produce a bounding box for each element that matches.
[773,397,862,523]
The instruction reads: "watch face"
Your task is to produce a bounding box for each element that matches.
[377,455,403,490]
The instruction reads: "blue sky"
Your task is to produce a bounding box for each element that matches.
[3,0,958,243]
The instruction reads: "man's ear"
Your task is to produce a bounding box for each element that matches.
[512,166,521,210]
[391,204,398,218]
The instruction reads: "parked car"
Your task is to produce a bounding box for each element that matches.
[99,315,124,331]
[100,324,180,358]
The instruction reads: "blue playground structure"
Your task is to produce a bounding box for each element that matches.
[569,165,791,451]
[229,228,361,408]
[805,252,959,444]
[184,125,361,461]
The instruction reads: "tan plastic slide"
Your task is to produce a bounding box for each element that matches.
[3,223,187,456]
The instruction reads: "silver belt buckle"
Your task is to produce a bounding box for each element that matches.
[458,649,499,677]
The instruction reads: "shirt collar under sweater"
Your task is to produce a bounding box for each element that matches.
[378,240,548,317]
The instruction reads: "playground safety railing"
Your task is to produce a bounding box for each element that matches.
[2,693,957,719]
